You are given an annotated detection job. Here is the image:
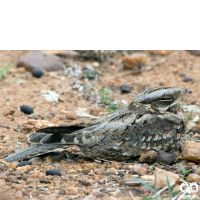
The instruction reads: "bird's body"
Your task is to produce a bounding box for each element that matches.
[4,87,191,162]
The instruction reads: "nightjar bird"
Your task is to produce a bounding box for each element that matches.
[4,87,192,162]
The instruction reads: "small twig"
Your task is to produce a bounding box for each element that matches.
[30,192,33,199]
[59,87,72,95]
[96,158,136,165]
[0,124,9,129]
[75,100,91,106]
[125,181,154,184]
[172,194,179,200]
[152,182,175,198]
[106,54,118,65]
[102,71,132,82]
[129,191,136,200]
[95,187,138,195]
[105,177,108,185]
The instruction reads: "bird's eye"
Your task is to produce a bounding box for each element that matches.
[160,97,172,101]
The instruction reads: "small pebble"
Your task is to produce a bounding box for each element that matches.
[118,171,124,177]
[129,170,140,176]
[20,105,33,114]
[3,109,15,116]
[191,101,196,105]
[28,116,38,120]
[46,169,61,176]
[50,87,56,90]
[66,111,78,120]
[156,151,177,165]
[82,167,90,175]
[84,163,95,170]
[59,189,66,195]
[15,190,23,198]
[32,69,43,78]
[120,84,131,93]
[16,161,32,168]
[28,157,42,163]
[179,73,185,77]
[183,77,193,82]
[79,178,95,186]
[40,178,50,184]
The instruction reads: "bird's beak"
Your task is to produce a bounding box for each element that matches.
[182,89,192,94]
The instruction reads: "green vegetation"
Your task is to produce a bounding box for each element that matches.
[83,70,98,79]
[98,88,120,112]
[98,88,110,104]
[133,176,179,200]
[186,109,193,121]
[179,164,192,179]
[106,102,119,112]
[0,61,11,80]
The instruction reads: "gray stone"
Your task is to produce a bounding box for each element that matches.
[17,51,64,72]
[156,151,177,165]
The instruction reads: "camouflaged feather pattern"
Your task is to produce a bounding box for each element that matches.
[4,87,191,162]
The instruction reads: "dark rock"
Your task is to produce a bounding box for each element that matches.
[120,84,131,93]
[129,170,140,176]
[183,77,193,82]
[32,69,43,78]
[1,135,5,139]
[49,112,55,117]
[59,189,66,195]
[118,171,124,177]
[156,151,177,165]
[190,50,200,56]
[46,169,61,176]
[17,51,64,72]
[20,105,33,114]
[40,178,50,184]
[28,116,38,120]
[179,73,185,77]
[0,124,9,129]
[191,101,196,105]
[16,161,32,168]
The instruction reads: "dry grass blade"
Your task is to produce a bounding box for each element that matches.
[0,61,11,80]
[129,191,136,200]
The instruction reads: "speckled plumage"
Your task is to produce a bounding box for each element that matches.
[4,87,191,162]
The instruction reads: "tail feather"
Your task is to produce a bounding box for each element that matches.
[3,143,67,162]
[36,125,85,134]
[28,132,65,144]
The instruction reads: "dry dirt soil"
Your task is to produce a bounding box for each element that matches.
[0,50,200,200]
